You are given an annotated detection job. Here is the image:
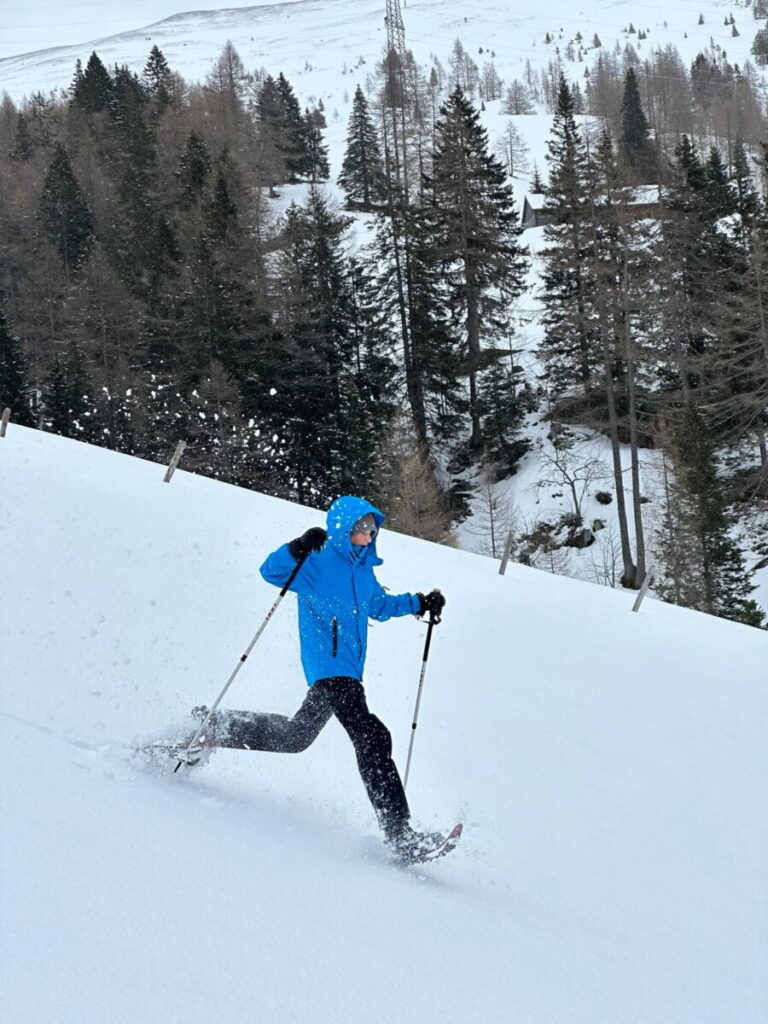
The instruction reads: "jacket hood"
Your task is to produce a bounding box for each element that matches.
[325,495,385,563]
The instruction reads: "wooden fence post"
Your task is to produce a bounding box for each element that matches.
[498,529,515,575]
[163,440,187,482]
[0,408,10,438]
[631,570,654,612]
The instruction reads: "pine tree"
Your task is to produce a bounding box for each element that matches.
[503,80,536,116]
[256,73,311,183]
[338,85,386,209]
[588,130,654,587]
[657,406,764,625]
[303,109,330,183]
[619,67,654,180]
[476,350,532,475]
[38,143,94,271]
[261,188,371,503]
[255,74,287,188]
[277,73,311,178]
[0,305,34,426]
[362,205,463,451]
[424,87,529,460]
[143,45,173,109]
[176,130,212,209]
[176,156,252,380]
[206,41,251,131]
[108,64,153,167]
[12,112,33,160]
[731,140,761,241]
[655,136,741,407]
[71,52,113,113]
[539,74,597,395]
[702,146,737,220]
[42,343,97,440]
[700,144,768,465]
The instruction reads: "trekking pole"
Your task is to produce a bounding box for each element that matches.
[403,607,440,791]
[174,552,308,772]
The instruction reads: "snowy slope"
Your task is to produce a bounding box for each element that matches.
[1,0,762,109]
[2,424,767,1023]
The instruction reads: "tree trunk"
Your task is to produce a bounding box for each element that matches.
[382,134,427,446]
[621,252,646,587]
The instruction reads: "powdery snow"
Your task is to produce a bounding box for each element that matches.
[2,424,767,1023]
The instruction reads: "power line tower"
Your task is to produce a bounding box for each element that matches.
[384,0,406,61]
[383,0,409,199]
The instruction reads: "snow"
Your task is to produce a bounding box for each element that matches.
[1,0,763,108]
[2,423,767,1022]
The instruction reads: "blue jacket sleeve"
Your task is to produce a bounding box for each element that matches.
[259,542,319,596]
[368,577,420,621]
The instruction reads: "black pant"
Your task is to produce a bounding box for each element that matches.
[211,677,410,836]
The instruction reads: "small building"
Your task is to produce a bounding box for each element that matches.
[521,193,554,230]
[521,185,665,230]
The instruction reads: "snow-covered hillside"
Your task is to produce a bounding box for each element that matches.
[2,424,767,1023]
[1,0,762,106]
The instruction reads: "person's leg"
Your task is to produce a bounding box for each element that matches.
[208,683,334,753]
[323,677,410,836]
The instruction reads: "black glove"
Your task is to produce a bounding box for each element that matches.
[417,589,445,623]
[289,527,327,560]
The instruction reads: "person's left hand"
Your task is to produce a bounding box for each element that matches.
[417,589,445,622]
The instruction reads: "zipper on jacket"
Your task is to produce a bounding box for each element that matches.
[331,617,338,658]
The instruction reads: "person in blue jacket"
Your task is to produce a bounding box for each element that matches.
[189,495,445,857]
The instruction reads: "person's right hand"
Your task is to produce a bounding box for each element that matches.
[289,527,327,560]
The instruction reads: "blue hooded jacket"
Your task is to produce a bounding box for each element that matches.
[260,496,420,685]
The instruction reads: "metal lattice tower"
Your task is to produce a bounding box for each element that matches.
[383,0,409,199]
[384,0,406,61]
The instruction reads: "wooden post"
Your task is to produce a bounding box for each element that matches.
[498,529,515,575]
[163,440,187,482]
[631,570,654,612]
[0,408,10,438]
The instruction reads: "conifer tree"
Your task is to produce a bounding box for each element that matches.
[655,137,740,407]
[589,130,653,587]
[143,45,173,109]
[256,73,311,182]
[176,130,212,209]
[363,206,462,451]
[71,52,112,113]
[109,65,152,159]
[255,74,287,188]
[338,85,386,209]
[38,143,94,271]
[262,188,380,502]
[12,112,32,160]
[206,41,251,130]
[42,343,97,440]
[731,140,761,241]
[177,157,251,379]
[424,87,529,460]
[277,73,310,178]
[700,144,768,465]
[539,74,597,395]
[0,305,34,425]
[303,109,330,183]
[702,146,736,219]
[619,67,654,179]
[657,406,764,625]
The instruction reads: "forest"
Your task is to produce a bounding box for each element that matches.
[0,33,766,626]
